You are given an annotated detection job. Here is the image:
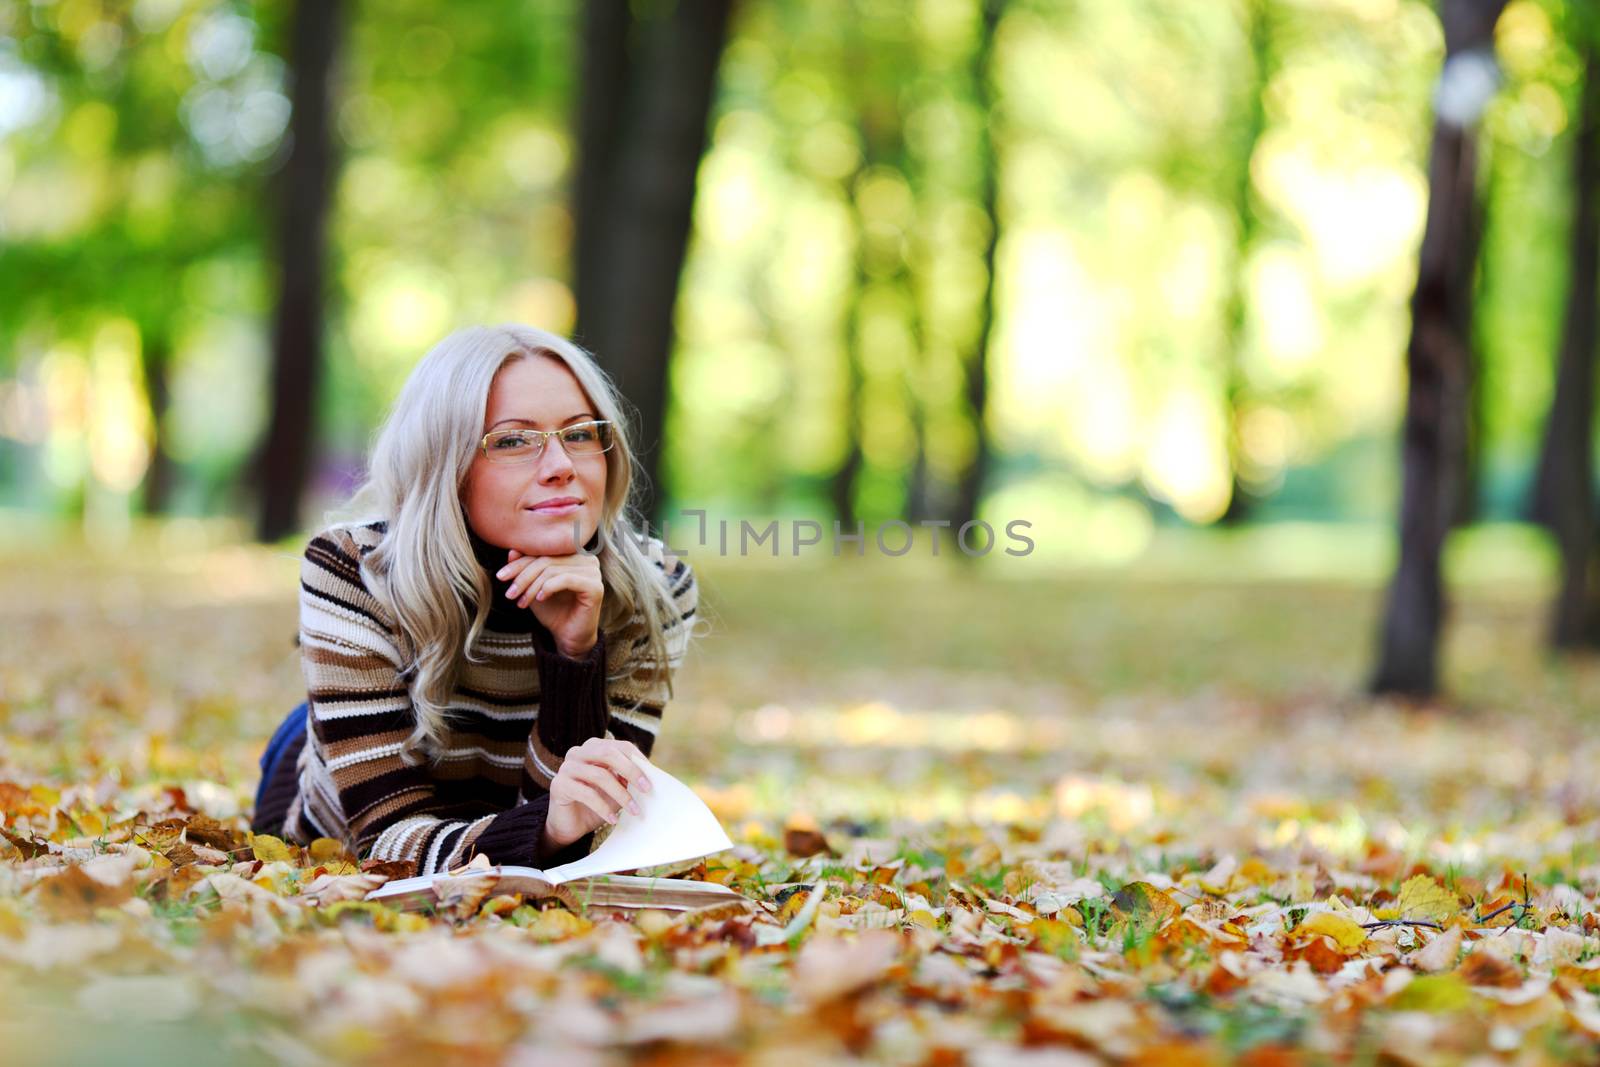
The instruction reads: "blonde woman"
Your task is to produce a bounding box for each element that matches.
[251,324,700,875]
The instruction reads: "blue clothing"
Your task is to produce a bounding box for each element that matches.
[254,702,308,820]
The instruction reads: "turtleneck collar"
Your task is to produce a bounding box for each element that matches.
[466,524,540,633]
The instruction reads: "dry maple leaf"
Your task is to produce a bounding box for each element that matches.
[1455,949,1523,989]
[1375,875,1460,925]
[28,859,135,919]
[1,828,50,860]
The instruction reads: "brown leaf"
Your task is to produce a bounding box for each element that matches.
[29,857,135,919]
[1,828,50,859]
[785,827,833,859]
[180,815,244,854]
[360,858,417,880]
[1456,949,1522,989]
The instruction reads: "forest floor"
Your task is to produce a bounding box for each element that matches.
[2,522,1600,1065]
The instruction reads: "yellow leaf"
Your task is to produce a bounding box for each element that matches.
[1389,973,1476,1012]
[249,834,294,864]
[1110,881,1181,929]
[1296,912,1367,950]
[525,907,591,943]
[308,838,350,864]
[1379,875,1460,924]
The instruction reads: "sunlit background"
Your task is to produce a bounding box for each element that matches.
[0,0,1594,687]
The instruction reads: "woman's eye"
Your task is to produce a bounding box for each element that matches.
[564,428,595,442]
[493,434,529,449]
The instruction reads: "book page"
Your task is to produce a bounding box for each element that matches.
[542,757,733,884]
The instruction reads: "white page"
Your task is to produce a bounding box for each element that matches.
[542,756,733,884]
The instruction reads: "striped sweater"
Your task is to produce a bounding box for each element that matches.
[275,519,697,875]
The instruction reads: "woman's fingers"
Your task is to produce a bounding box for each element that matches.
[569,762,641,817]
[559,778,619,826]
[571,740,652,798]
[582,741,653,795]
[502,557,549,600]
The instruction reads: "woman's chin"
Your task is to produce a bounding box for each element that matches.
[515,520,595,556]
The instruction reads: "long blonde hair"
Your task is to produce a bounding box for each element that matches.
[330,323,688,763]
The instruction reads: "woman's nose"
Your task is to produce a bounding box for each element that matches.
[535,440,577,481]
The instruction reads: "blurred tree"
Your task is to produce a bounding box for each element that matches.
[252,0,344,542]
[949,0,1005,537]
[833,2,924,532]
[573,0,738,525]
[1529,5,1600,649]
[1371,0,1508,697]
[1217,0,1277,525]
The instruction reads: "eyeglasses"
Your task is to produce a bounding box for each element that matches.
[479,420,615,463]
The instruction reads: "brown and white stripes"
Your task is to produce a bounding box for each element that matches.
[278,520,697,874]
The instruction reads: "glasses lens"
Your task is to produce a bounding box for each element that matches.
[560,422,612,455]
[486,430,541,461]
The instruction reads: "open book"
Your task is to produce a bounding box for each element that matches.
[365,757,746,913]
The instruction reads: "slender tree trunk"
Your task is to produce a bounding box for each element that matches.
[1532,37,1600,648]
[254,0,342,542]
[831,278,865,533]
[1369,0,1507,697]
[139,325,176,515]
[1457,132,1502,529]
[573,0,736,527]
[1218,0,1272,525]
[950,0,1004,536]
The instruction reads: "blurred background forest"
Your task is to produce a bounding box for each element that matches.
[1,0,1597,699]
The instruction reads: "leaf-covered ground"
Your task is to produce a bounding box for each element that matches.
[4,524,1600,1065]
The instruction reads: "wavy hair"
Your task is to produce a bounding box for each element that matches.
[327,324,688,764]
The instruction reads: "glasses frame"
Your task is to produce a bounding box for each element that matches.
[478,420,617,464]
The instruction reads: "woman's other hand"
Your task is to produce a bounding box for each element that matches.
[542,737,654,850]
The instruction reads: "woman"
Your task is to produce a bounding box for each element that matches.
[251,324,700,876]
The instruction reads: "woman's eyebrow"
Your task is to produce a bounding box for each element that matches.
[490,412,597,429]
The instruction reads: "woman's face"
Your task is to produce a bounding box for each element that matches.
[461,354,608,557]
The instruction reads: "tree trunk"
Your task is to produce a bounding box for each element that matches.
[1218,0,1273,525]
[254,0,342,543]
[139,326,176,515]
[573,0,634,335]
[1532,35,1600,649]
[950,0,1004,537]
[572,0,736,528]
[1370,0,1506,697]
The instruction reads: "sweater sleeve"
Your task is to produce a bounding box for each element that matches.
[522,547,697,790]
[286,529,563,874]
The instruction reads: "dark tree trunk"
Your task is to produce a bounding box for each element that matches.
[1369,0,1507,697]
[573,0,634,332]
[572,0,736,527]
[254,0,342,543]
[139,326,176,515]
[1531,36,1600,648]
[1218,0,1273,525]
[950,0,1004,536]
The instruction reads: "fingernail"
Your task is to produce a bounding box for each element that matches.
[640,779,652,792]
[607,811,617,824]
[628,800,641,816]
[504,589,514,598]
[496,568,508,579]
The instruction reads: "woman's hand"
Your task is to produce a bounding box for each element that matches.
[497,548,603,657]
[542,737,654,851]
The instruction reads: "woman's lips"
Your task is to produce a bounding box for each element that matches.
[527,501,582,515]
